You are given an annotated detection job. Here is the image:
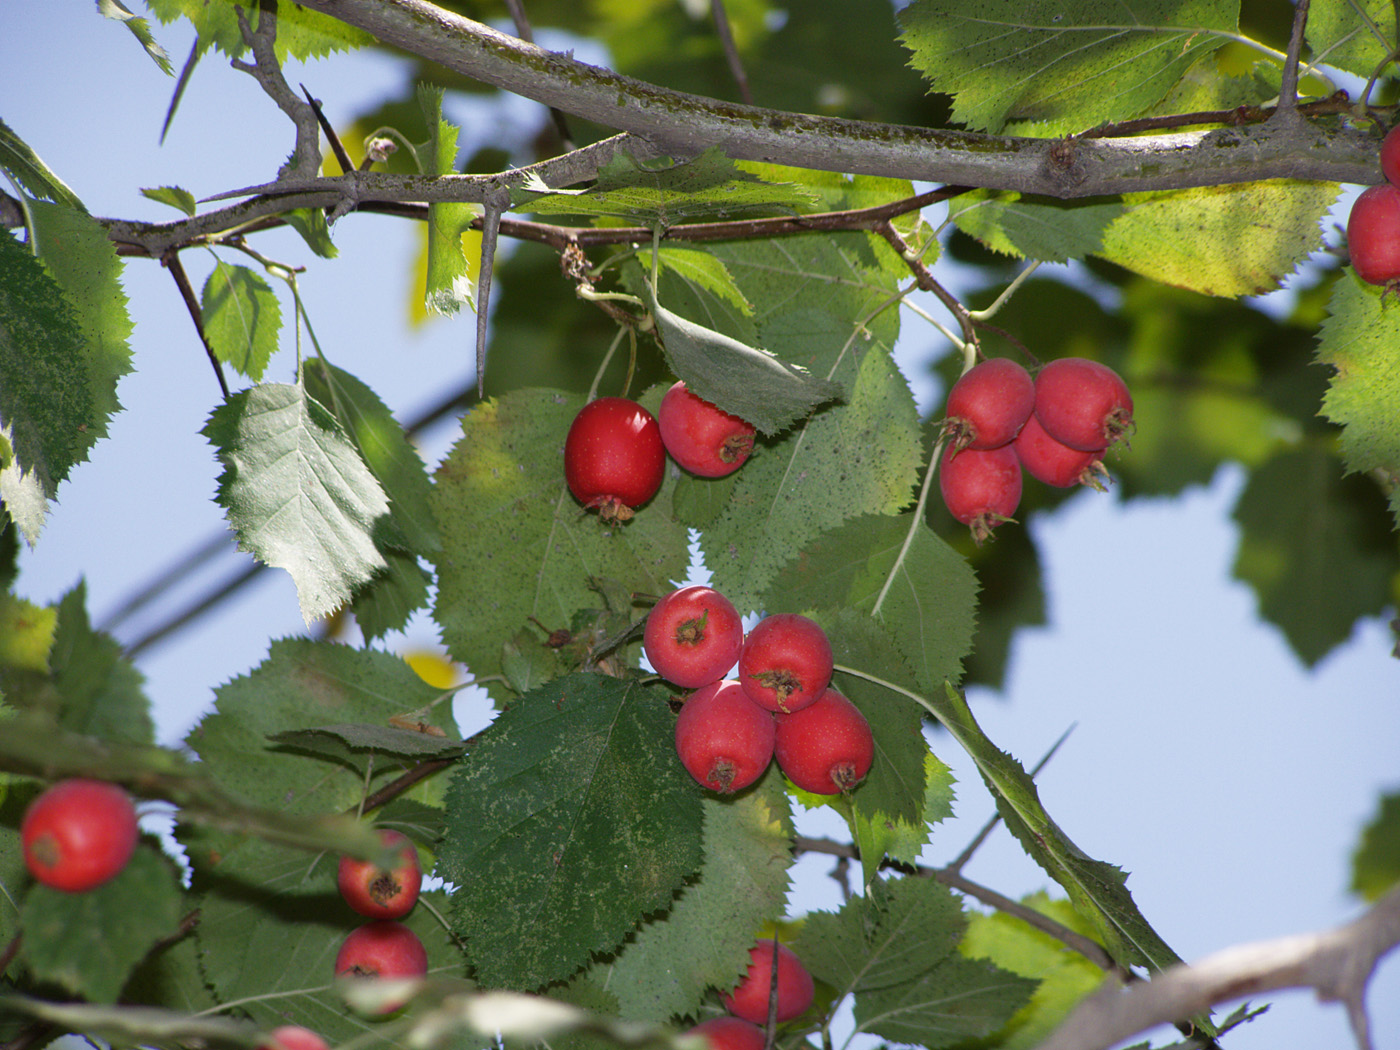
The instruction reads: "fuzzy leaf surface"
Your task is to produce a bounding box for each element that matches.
[438,673,703,990]
[203,382,391,623]
[200,261,280,380]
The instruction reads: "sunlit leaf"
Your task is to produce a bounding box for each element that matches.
[1351,792,1400,902]
[950,191,1125,263]
[97,0,174,74]
[140,185,197,215]
[201,261,281,380]
[419,85,477,316]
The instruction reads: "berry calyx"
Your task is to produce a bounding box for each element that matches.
[943,357,1035,452]
[337,829,423,920]
[658,381,756,477]
[1033,358,1134,452]
[1346,183,1400,287]
[259,1027,330,1050]
[685,1017,765,1050]
[674,680,775,793]
[334,920,429,1014]
[21,778,139,892]
[774,687,874,795]
[1013,412,1108,490]
[722,941,814,1024]
[939,443,1021,545]
[564,397,666,523]
[737,614,833,714]
[644,585,745,688]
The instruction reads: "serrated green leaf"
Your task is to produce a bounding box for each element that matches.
[950,191,1126,263]
[203,383,391,623]
[656,247,753,317]
[98,0,174,74]
[1231,444,1398,664]
[1318,272,1400,527]
[513,149,817,225]
[145,0,372,61]
[0,119,83,209]
[429,388,689,692]
[283,207,338,258]
[1307,0,1394,80]
[1352,792,1400,901]
[349,549,433,641]
[1096,181,1338,297]
[19,846,184,1004]
[438,674,703,990]
[419,85,477,316]
[140,185,198,215]
[854,952,1036,1048]
[271,723,466,762]
[898,0,1236,133]
[0,594,56,674]
[602,768,794,1021]
[201,261,281,380]
[121,921,222,1015]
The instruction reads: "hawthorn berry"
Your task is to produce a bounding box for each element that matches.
[334,920,429,1013]
[674,680,775,793]
[658,381,756,477]
[337,829,422,920]
[722,941,814,1024]
[564,397,665,522]
[1381,124,1400,186]
[21,778,139,892]
[259,1027,330,1050]
[943,357,1035,452]
[644,585,745,688]
[774,687,874,795]
[1013,412,1107,490]
[1347,183,1400,286]
[1033,358,1134,452]
[737,613,833,714]
[939,443,1021,545]
[685,1016,766,1050]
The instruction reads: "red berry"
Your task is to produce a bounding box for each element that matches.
[773,687,874,795]
[723,941,814,1024]
[1347,183,1400,286]
[658,381,756,477]
[737,614,833,714]
[1382,125,1400,186]
[564,397,665,522]
[685,1017,765,1050]
[1033,357,1134,452]
[644,585,745,688]
[674,680,775,793]
[1013,412,1108,489]
[260,1027,330,1050]
[338,829,422,920]
[21,778,139,892]
[939,443,1021,545]
[943,358,1035,452]
[334,920,429,1013]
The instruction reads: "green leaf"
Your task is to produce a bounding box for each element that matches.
[513,148,817,225]
[438,673,704,990]
[853,953,1037,1047]
[203,383,392,623]
[601,769,795,1022]
[270,723,466,762]
[1096,181,1338,297]
[1317,272,1400,527]
[429,388,689,692]
[1307,0,1394,81]
[1231,444,1398,664]
[283,207,338,258]
[898,0,1236,133]
[200,261,281,380]
[0,594,57,674]
[19,845,184,1004]
[1352,792,1400,902]
[655,247,753,317]
[349,549,433,641]
[950,191,1126,263]
[0,119,83,208]
[418,85,477,316]
[140,185,198,215]
[97,0,174,74]
[145,0,372,62]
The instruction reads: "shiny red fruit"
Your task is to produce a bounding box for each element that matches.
[1347,183,1400,286]
[338,829,422,920]
[774,687,874,795]
[1013,412,1107,489]
[1033,358,1134,452]
[658,381,756,477]
[674,680,775,793]
[943,357,1035,452]
[644,585,745,688]
[723,941,814,1024]
[21,778,139,892]
[564,397,665,522]
[335,920,429,1014]
[685,1017,765,1050]
[939,443,1021,545]
[737,613,833,714]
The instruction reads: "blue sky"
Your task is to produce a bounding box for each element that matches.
[5,5,1399,1048]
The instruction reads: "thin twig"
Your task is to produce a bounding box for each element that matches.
[1274,0,1313,122]
[711,0,753,105]
[875,219,977,349]
[231,4,321,181]
[162,250,230,400]
[301,84,356,174]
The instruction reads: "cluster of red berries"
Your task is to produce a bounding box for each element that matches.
[939,356,1134,544]
[20,778,140,893]
[564,381,756,523]
[1346,125,1400,286]
[684,939,816,1050]
[333,828,429,1013]
[645,586,874,797]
